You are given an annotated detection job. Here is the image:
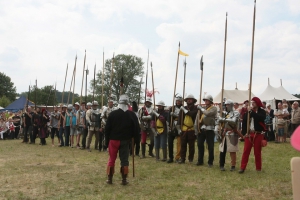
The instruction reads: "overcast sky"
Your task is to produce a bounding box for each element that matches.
[0,0,299,105]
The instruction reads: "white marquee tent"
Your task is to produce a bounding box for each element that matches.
[213,89,255,104]
[259,83,299,109]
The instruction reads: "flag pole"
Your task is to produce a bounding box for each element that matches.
[219,12,228,138]
[247,0,257,135]
[181,58,187,131]
[170,42,180,130]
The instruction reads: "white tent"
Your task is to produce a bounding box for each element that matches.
[213,89,255,104]
[259,83,299,110]
[260,84,299,101]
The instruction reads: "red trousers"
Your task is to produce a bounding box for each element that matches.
[107,140,129,167]
[240,133,263,170]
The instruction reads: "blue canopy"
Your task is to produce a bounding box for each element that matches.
[1,96,35,112]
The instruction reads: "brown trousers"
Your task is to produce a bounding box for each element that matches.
[180,131,196,161]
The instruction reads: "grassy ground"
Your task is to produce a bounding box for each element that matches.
[0,138,298,200]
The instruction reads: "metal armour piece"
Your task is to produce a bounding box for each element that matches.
[184,94,197,102]
[156,100,165,107]
[203,94,213,103]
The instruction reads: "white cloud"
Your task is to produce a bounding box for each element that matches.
[0,0,299,106]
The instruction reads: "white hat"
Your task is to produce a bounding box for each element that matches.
[119,94,130,105]
[156,100,165,107]
[92,101,99,106]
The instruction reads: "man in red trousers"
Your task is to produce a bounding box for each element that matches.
[105,94,140,185]
[239,97,266,173]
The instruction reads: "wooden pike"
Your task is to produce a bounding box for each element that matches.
[247,1,257,135]
[219,12,228,138]
[170,42,180,130]
[80,50,86,105]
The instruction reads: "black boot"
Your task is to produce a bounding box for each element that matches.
[149,144,154,157]
[120,166,129,185]
[141,144,146,158]
[106,166,114,184]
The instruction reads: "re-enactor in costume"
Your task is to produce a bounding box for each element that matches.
[138,93,155,158]
[195,94,218,167]
[152,101,168,161]
[167,95,183,163]
[101,98,118,151]
[218,99,243,171]
[105,94,140,185]
[85,101,101,152]
[177,94,198,164]
[239,97,266,173]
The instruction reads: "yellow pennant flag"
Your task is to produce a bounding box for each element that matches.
[178,50,189,56]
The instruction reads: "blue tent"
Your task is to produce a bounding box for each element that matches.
[1,96,35,112]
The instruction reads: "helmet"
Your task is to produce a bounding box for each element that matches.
[145,97,152,103]
[175,95,183,102]
[119,94,130,105]
[184,94,197,103]
[87,102,92,106]
[203,94,213,103]
[67,104,73,110]
[62,104,67,108]
[74,102,80,106]
[108,98,114,103]
[92,101,99,106]
[156,100,165,107]
[225,99,234,105]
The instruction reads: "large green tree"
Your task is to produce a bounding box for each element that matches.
[91,54,144,106]
[0,72,17,101]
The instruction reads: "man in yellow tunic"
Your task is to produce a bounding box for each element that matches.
[177,94,198,164]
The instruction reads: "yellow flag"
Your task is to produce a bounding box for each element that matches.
[178,50,189,56]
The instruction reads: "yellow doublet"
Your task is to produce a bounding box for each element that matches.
[182,115,194,131]
[156,119,164,134]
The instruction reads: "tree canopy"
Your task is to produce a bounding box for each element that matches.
[91,54,144,106]
[0,72,17,102]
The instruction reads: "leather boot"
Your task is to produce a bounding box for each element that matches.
[162,148,167,162]
[120,166,129,185]
[106,166,114,184]
[155,148,160,161]
[149,144,154,157]
[141,144,146,158]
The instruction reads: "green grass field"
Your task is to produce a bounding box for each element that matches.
[0,138,298,200]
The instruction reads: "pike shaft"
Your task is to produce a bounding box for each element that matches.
[247,2,257,134]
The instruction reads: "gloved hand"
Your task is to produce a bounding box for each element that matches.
[176,125,182,135]
[218,116,225,122]
[152,111,159,117]
[180,106,188,114]
[90,122,95,127]
[197,105,205,112]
